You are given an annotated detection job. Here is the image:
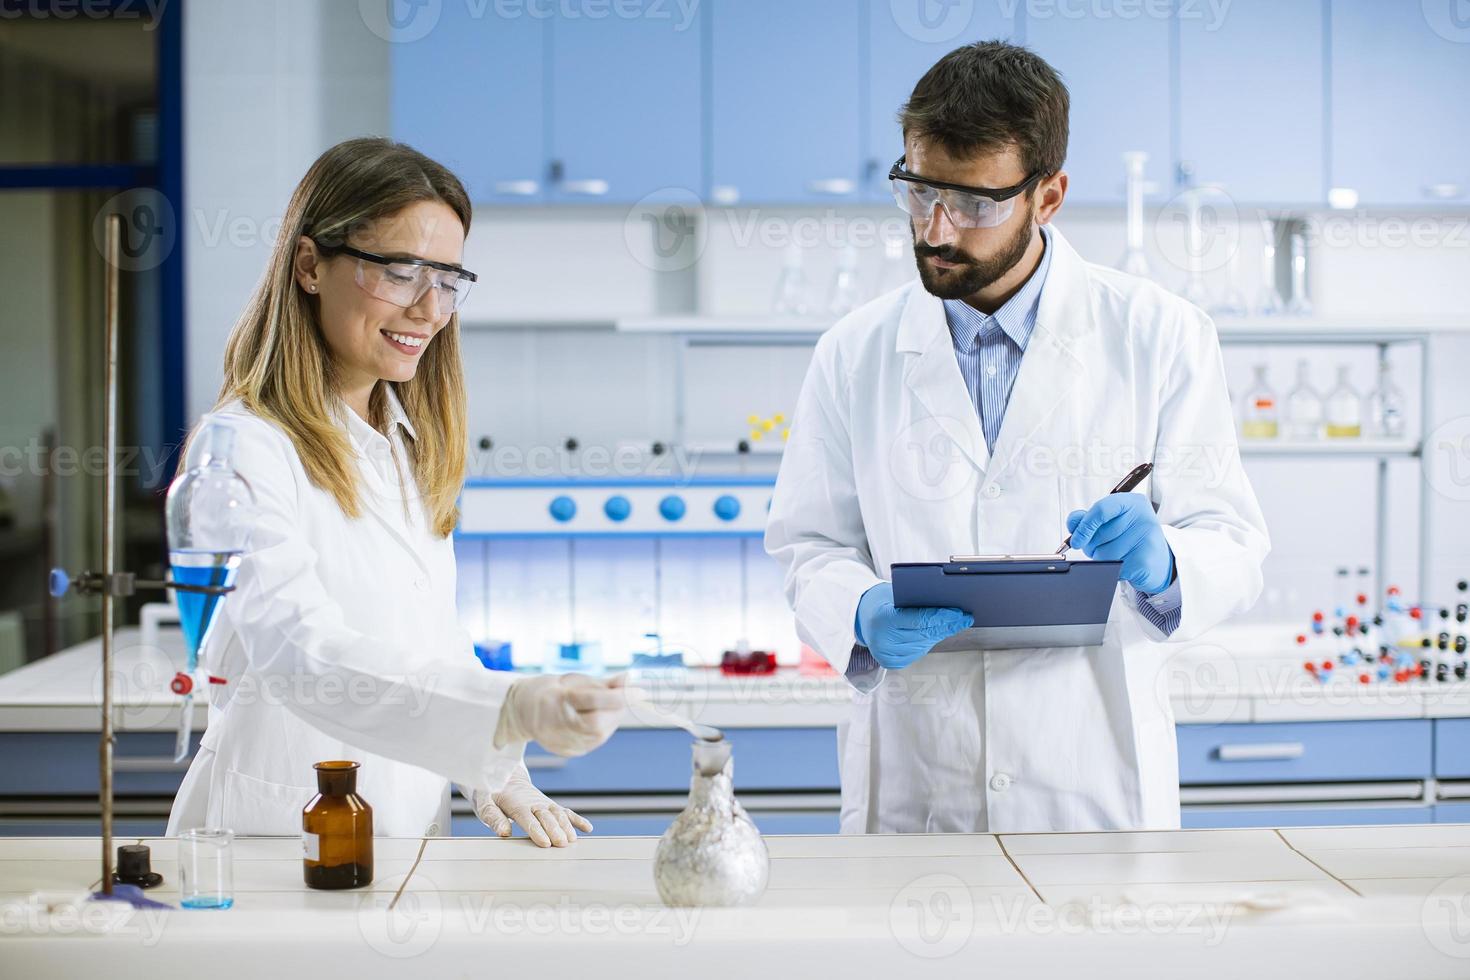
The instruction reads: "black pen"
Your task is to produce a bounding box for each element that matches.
[1055,462,1155,555]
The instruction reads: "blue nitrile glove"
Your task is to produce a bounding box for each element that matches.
[854,582,974,669]
[1066,492,1175,595]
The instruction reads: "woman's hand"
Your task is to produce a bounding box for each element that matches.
[472,766,593,847]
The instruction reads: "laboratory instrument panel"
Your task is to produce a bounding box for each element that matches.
[457,478,774,538]
[1295,570,1468,686]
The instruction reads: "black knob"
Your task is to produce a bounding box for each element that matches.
[114,843,162,888]
[564,438,579,453]
[737,440,751,454]
[651,441,665,456]
[478,436,493,451]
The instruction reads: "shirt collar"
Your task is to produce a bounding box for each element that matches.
[942,224,1052,353]
[339,384,417,453]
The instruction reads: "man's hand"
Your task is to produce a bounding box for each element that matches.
[855,582,973,669]
[1066,493,1175,594]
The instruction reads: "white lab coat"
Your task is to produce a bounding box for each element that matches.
[167,387,523,838]
[765,227,1269,834]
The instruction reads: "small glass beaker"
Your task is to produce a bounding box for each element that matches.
[179,827,234,909]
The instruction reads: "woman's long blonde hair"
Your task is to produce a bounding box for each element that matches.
[212,137,470,538]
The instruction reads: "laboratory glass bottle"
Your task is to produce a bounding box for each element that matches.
[1240,364,1279,439]
[1368,360,1406,439]
[1284,360,1324,440]
[1324,364,1363,439]
[303,760,374,889]
[771,244,810,316]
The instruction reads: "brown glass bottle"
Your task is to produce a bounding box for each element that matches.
[303,760,373,889]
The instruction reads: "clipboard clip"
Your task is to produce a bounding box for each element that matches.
[944,555,1072,573]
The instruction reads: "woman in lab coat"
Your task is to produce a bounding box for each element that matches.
[167,137,625,845]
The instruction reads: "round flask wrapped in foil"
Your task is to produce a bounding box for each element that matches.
[653,738,769,907]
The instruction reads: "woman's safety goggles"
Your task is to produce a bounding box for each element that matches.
[888,155,1045,229]
[314,240,478,314]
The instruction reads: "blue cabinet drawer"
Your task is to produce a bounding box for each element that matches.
[1183,805,1434,829]
[1177,721,1433,784]
[452,809,839,839]
[524,728,839,794]
[1435,719,1470,778]
[1436,804,1470,823]
[0,732,203,796]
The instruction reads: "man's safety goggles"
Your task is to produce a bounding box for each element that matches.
[888,155,1046,229]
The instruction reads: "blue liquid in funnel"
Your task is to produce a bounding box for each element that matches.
[170,550,241,669]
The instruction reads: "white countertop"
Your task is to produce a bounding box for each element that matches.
[4,826,1470,977]
[2,624,1467,733]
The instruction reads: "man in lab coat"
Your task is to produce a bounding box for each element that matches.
[765,41,1269,833]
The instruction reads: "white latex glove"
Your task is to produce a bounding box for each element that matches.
[471,766,593,848]
[494,672,631,757]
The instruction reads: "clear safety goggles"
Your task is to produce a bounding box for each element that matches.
[888,155,1045,229]
[315,240,478,314]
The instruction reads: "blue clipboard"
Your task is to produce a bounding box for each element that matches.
[890,555,1123,651]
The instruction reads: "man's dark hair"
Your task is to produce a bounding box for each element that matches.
[899,40,1070,180]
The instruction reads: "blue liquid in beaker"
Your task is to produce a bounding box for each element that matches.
[170,550,241,666]
[180,895,234,910]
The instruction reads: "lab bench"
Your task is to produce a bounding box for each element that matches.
[5,628,1470,836]
[7,827,1470,977]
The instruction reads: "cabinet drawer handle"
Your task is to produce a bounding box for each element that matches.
[1215,742,1305,762]
[114,755,194,772]
[1423,183,1464,200]
[493,179,540,196]
[806,178,856,196]
[524,754,569,770]
[561,179,609,196]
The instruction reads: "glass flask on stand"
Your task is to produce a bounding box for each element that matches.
[1324,364,1364,439]
[1240,364,1280,439]
[166,423,256,761]
[1284,360,1324,440]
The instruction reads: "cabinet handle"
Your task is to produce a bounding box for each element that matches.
[1423,183,1464,200]
[806,178,856,196]
[1215,742,1305,762]
[114,755,194,772]
[524,754,569,770]
[493,179,540,196]
[561,179,610,196]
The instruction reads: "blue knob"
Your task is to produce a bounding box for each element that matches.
[604,495,631,522]
[713,494,741,521]
[548,495,577,523]
[48,568,70,598]
[659,495,686,522]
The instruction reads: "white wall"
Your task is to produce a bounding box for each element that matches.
[185,6,1470,651]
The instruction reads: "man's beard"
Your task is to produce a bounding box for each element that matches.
[912,214,1034,301]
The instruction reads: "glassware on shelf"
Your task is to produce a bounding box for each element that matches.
[1285,230,1312,316]
[1210,243,1249,318]
[1254,218,1285,316]
[1176,187,1211,308]
[1324,364,1363,439]
[826,245,865,316]
[772,243,810,316]
[1239,364,1280,439]
[1284,359,1324,440]
[1368,359,1406,439]
[1116,151,1151,278]
[876,232,910,295]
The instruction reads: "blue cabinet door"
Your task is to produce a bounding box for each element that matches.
[1330,0,1470,206]
[1177,0,1325,204]
[390,6,548,204]
[548,7,703,202]
[865,2,1020,199]
[709,0,862,204]
[1024,7,1171,205]
[1183,805,1433,829]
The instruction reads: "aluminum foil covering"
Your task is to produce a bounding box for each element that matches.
[653,740,769,907]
